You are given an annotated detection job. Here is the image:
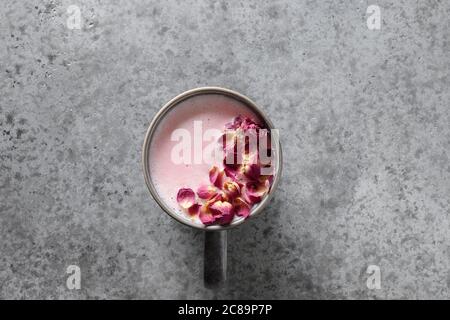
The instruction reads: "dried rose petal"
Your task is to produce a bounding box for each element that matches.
[209,200,233,217]
[197,184,218,200]
[225,115,244,130]
[201,192,224,211]
[223,180,240,199]
[241,117,260,130]
[210,200,234,225]
[188,203,201,216]
[177,188,196,209]
[199,199,234,226]
[210,192,226,203]
[243,163,261,181]
[226,115,261,131]
[259,174,274,186]
[234,197,251,218]
[209,166,224,188]
[241,186,252,204]
[199,205,217,225]
[224,165,238,180]
[224,165,248,185]
[217,210,234,225]
[242,179,270,204]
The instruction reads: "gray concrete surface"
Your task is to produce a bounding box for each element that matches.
[0,0,449,299]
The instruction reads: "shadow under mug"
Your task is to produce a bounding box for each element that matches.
[142,87,282,288]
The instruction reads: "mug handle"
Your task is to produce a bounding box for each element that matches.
[204,230,227,288]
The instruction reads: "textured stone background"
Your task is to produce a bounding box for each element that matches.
[0,0,449,299]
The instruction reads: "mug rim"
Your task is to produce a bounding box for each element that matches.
[142,86,283,231]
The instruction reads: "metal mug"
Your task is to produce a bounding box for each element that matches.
[142,87,282,288]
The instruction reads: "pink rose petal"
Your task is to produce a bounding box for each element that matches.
[242,179,270,204]
[243,163,261,181]
[241,117,260,130]
[226,115,263,131]
[197,184,218,200]
[224,165,248,185]
[176,188,196,209]
[241,185,254,204]
[234,197,251,218]
[209,200,233,217]
[224,166,238,180]
[217,210,234,225]
[188,203,201,216]
[199,205,217,225]
[223,180,240,199]
[259,174,274,186]
[209,166,225,188]
[210,200,235,225]
[225,115,243,130]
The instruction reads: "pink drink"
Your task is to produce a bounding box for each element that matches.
[148,94,263,224]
